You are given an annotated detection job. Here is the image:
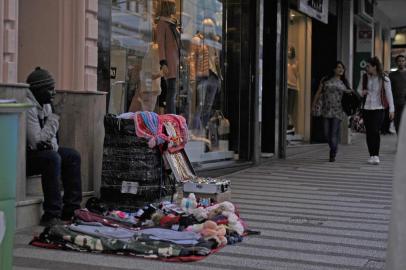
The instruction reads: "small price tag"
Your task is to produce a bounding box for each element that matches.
[121,181,139,195]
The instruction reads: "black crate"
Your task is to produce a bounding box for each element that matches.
[101,115,174,206]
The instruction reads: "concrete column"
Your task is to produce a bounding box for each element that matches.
[374,22,383,61]
[277,0,289,158]
[386,109,406,270]
[253,0,264,164]
[0,0,18,83]
[84,0,98,91]
[337,0,353,145]
[18,0,98,91]
[382,29,391,71]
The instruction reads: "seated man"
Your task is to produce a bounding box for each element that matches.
[25,67,82,227]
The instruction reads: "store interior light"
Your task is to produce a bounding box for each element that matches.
[290,12,295,23]
[394,33,406,44]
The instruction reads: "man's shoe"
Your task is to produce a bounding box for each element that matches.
[368,156,375,164]
[39,216,64,227]
[329,151,336,162]
[373,156,380,165]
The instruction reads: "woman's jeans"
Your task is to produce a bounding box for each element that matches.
[363,109,385,156]
[192,73,220,130]
[26,147,82,219]
[323,117,341,156]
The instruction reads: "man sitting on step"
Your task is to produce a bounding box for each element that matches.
[25,67,82,227]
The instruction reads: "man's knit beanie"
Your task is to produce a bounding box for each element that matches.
[26,66,55,90]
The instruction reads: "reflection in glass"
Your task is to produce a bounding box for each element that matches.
[181,0,226,153]
[108,0,230,159]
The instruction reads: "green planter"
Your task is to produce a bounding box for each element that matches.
[0,103,31,270]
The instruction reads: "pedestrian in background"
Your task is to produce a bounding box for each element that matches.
[358,57,395,165]
[389,54,406,134]
[312,61,352,162]
[380,107,392,135]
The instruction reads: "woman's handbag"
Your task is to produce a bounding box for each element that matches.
[311,95,323,117]
[350,110,366,133]
[216,111,230,135]
[341,90,361,116]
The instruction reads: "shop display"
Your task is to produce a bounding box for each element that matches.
[287,45,299,133]
[189,18,222,131]
[132,42,162,112]
[157,0,181,114]
[110,0,231,162]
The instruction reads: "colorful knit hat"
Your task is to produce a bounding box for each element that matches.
[134,111,168,148]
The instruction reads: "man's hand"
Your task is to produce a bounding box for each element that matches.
[362,90,368,97]
[53,92,67,115]
[37,141,53,151]
[389,112,395,121]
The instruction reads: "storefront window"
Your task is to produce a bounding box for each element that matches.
[287,9,310,144]
[109,0,232,163]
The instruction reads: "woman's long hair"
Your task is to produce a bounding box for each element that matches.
[322,61,351,89]
[366,56,388,81]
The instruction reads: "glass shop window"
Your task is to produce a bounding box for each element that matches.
[109,0,231,162]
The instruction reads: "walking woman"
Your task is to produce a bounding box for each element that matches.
[357,57,395,165]
[312,61,353,162]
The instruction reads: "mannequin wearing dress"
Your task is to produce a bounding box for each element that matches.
[287,46,299,130]
[138,42,162,111]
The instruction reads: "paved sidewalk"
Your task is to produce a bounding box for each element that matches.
[13,133,397,270]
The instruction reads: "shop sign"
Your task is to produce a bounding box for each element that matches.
[357,27,373,52]
[298,0,329,24]
[354,25,373,88]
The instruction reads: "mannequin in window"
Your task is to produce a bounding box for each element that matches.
[156,0,181,114]
[129,25,162,112]
[287,46,299,132]
[189,18,222,132]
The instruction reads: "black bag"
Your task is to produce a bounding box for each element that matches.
[101,114,174,208]
[341,91,361,116]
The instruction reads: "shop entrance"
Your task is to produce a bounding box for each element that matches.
[310,14,338,143]
[286,10,312,145]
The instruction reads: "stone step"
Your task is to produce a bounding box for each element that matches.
[26,175,43,197]
[15,191,95,229]
[16,196,42,229]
